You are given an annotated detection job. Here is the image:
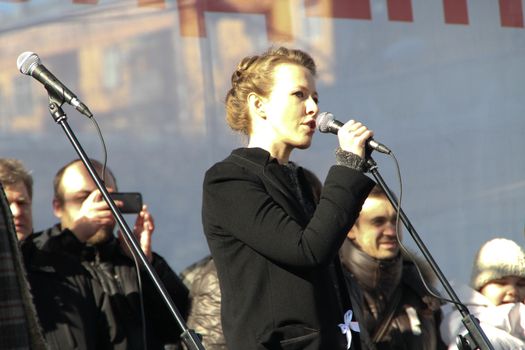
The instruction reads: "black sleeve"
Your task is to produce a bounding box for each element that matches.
[203,162,375,267]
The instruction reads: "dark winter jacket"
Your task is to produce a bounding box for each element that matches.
[181,255,226,350]
[23,224,189,350]
[340,240,447,350]
[22,228,111,350]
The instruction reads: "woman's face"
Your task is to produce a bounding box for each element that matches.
[260,63,319,152]
[479,276,525,305]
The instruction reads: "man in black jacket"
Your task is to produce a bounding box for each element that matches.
[340,185,446,350]
[23,159,189,349]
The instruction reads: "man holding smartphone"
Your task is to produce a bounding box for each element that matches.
[22,159,189,350]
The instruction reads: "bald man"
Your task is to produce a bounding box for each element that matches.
[23,159,189,350]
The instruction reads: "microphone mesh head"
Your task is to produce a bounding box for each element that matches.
[317,112,334,133]
[17,52,39,75]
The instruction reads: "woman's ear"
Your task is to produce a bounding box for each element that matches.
[248,92,266,119]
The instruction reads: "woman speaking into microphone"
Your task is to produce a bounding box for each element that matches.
[201,46,376,350]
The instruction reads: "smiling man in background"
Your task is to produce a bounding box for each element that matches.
[340,185,446,350]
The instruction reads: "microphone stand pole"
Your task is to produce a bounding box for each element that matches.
[366,156,493,350]
[46,91,205,350]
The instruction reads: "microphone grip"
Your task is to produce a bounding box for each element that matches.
[33,65,75,101]
[368,139,391,155]
[325,119,343,134]
[33,65,93,117]
[328,119,391,155]
[332,119,344,128]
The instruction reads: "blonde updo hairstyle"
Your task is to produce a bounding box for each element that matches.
[225,47,317,135]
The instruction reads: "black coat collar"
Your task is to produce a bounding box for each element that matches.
[228,147,312,224]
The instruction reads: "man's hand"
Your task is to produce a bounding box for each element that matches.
[70,190,116,242]
[118,205,154,262]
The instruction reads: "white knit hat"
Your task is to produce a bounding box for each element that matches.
[470,238,525,291]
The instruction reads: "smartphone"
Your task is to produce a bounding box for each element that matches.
[110,192,143,214]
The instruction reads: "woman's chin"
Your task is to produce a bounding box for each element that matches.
[295,142,312,150]
[294,135,314,150]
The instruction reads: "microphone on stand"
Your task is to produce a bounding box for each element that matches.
[317,112,391,155]
[17,51,92,118]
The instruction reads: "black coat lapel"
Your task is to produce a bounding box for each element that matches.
[263,162,309,224]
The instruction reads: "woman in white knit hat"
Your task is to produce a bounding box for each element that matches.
[440,238,525,350]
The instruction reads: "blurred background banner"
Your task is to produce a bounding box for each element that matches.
[1,0,524,285]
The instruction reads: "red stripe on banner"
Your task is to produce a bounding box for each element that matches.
[138,0,165,7]
[387,0,413,22]
[74,0,164,5]
[305,0,372,20]
[499,0,524,27]
[178,0,293,41]
[443,0,469,25]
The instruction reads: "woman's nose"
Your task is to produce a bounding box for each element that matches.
[306,96,318,115]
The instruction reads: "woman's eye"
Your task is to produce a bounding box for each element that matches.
[294,91,304,98]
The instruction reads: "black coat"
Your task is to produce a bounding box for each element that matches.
[22,225,189,350]
[202,147,375,350]
[22,229,111,349]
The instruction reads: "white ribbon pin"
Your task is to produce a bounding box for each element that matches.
[338,309,360,349]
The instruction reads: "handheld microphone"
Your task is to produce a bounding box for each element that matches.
[317,112,391,154]
[17,52,92,118]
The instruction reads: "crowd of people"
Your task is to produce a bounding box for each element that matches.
[1,158,189,349]
[1,46,524,350]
